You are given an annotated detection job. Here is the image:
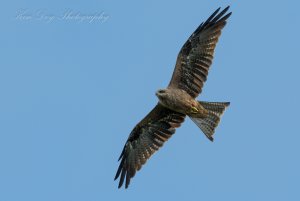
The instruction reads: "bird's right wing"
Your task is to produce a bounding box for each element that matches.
[168,6,232,98]
[114,104,185,189]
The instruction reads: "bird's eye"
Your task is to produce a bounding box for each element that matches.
[159,90,165,93]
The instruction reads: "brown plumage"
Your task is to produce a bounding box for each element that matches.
[115,6,232,189]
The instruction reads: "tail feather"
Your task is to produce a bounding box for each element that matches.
[190,101,229,141]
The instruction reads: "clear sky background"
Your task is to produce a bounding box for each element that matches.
[1,0,300,200]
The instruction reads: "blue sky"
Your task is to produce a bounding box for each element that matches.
[1,0,300,200]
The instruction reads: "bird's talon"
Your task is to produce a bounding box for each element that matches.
[191,106,199,113]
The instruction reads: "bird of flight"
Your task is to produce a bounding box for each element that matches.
[115,6,232,189]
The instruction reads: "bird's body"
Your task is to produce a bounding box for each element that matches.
[156,88,208,118]
[114,6,232,189]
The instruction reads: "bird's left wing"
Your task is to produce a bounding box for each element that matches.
[168,6,232,98]
[114,104,185,188]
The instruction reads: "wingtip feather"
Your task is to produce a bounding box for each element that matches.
[118,169,126,188]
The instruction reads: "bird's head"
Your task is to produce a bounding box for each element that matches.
[155,89,167,99]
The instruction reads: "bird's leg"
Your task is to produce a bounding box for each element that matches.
[190,106,199,114]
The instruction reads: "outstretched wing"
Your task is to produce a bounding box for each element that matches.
[168,6,232,98]
[114,104,185,188]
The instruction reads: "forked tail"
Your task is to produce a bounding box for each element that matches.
[190,101,230,141]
